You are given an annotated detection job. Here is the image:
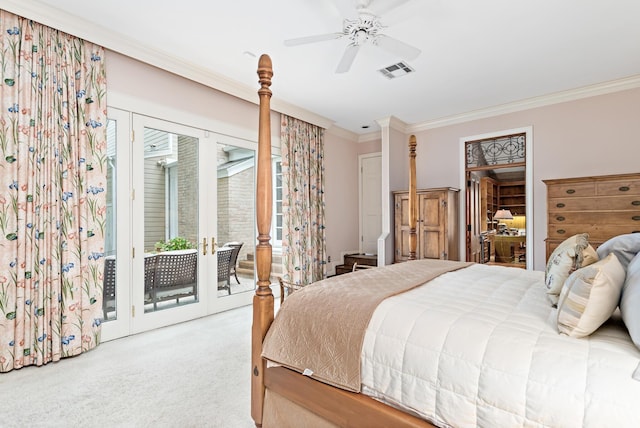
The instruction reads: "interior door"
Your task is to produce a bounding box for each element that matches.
[360,153,382,254]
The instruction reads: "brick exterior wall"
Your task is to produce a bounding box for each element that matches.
[177,135,199,246]
[217,144,255,263]
[218,166,255,262]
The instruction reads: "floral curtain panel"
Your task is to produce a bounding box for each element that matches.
[0,11,107,372]
[280,114,326,285]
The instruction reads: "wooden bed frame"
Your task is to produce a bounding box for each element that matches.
[250,54,433,427]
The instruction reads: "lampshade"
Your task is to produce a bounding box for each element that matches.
[493,209,514,220]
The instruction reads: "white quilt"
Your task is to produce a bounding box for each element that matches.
[361,264,640,428]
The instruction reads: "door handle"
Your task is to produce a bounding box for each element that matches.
[212,237,217,255]
[202,237,208,256]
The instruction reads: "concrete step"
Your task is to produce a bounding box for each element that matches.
[245,252,283,264]
[238,259,283,275]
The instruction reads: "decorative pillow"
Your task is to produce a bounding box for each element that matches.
[620,251,640,351]
[557,253,625,338]
[596,233,640,271]
[545,233,599,305]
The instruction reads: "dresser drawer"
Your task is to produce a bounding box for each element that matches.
[546,182,595,198]
[548,224,640,241]
[548,195,640,211]
[548,211,640,225]
[597,179,640,196]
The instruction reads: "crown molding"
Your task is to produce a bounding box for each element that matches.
[408,74,640,132]
[1,0,334,131]
[357,131,382,143]
[376,116,409,133]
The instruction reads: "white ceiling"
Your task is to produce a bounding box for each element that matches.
[7,0,640,135]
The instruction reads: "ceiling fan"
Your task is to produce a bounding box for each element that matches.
[284,0,421,73]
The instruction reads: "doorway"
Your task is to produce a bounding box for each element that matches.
[461,128,532,269]
[359,153,382,255]
[101,111,257,340]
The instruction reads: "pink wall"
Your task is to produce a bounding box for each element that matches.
[324,130,361,272]
[107,51,270,137]
[411,87,640,270]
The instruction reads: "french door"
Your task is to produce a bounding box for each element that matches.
[102,110,256,340]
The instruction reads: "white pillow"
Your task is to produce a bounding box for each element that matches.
[596,233,640,270]
[557,253,625,338]
[546,233,599,305]
[620,251,640,351]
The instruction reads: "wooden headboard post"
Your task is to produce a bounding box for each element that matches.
[408,135,418,260]
[251,54,274,427]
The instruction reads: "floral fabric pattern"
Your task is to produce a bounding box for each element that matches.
[280,114,326,285]
[0,11,107,372]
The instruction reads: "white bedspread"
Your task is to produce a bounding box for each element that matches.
[361,264,640,428]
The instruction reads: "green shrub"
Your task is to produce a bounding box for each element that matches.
[154,236,195,252]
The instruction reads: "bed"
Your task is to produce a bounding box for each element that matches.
[250,54,640,427]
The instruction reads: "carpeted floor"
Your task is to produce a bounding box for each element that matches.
[0,304,257,428]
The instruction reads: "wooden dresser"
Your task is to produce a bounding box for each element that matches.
[393,188,459,262]
[543,173,640,259]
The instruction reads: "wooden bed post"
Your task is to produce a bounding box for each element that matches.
[408,135,418,260]
[252,54,274,428]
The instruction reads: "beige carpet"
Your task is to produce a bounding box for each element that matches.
[0,304,258,428]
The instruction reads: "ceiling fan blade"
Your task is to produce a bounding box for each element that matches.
[335,44,360,73]
[375,34,421,60]
[367,0,412,16]
[284,32,344,47]
[329,0,359,19]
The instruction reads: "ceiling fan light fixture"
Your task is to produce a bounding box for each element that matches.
[378,61,414,79]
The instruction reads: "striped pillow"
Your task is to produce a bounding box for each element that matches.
[557,253,625,338]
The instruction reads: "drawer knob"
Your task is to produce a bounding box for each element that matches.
[556,203,566,208]
[633,216,640,221]
[632,200,640,206]
[557,229,566,235]
[556,216,565,221]
[566,189,575,194]
[619,186,630,192]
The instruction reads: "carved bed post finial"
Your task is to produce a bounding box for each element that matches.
[408,135,418,261]
[252,53,274,427]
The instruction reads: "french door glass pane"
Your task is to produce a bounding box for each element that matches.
[144,128,199,312]
[216,143,256,296]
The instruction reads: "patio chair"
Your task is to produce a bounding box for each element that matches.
[223,241,244,285]
[144,254,158,308]
[217,247,234,295]
[102,256,116,319]
[153,249,198,308]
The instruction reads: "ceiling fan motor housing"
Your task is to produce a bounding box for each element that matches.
[343,15,383,45]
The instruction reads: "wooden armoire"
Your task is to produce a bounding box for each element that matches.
[393,188,460,262]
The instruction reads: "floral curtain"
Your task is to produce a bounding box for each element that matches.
[0,11,107,372]
[280,114,326,285]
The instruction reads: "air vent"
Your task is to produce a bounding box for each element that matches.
[378,61,414,79]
